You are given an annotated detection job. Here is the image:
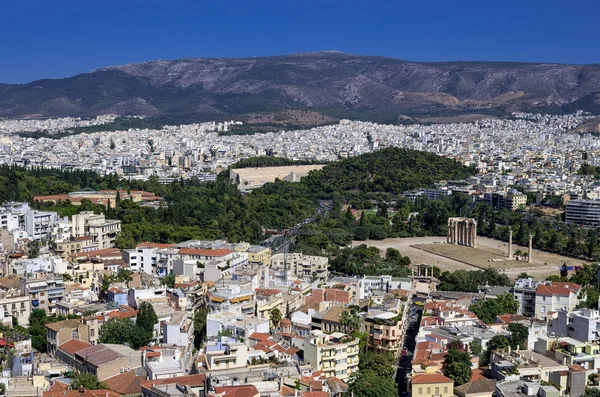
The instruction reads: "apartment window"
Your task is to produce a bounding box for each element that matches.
[542,296,546,302]
[435,387,439,395]
[419,388,422,394]
[40,292,45,296]
[444,387,448,393]
[427,388,431,394]
[91,329,95,337]
[11,303,15,310]
[541,306,546,313]
[20,302,25,309]
[40,300,45,304]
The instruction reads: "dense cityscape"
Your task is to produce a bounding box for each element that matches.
[0,110,597,397]
[2,2,600,395]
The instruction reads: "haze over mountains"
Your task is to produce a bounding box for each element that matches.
[2,51,600,121]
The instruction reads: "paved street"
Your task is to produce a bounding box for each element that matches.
[396,295,424,395]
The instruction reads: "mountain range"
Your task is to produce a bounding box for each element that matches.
[2,51,600,122]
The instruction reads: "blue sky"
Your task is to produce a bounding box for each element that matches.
[2,0,599,83]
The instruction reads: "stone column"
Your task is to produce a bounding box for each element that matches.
[453,220,458,245]
[508,229,513,259]
[528,235,533,264]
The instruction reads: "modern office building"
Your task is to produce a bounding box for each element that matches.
[566,199,600,226]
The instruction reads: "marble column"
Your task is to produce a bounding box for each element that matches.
[508,229,513,259]
[528,235,533,264]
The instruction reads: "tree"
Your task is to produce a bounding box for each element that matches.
[588,229,598,258]
[469,293,519,324]
[446,362,472,386]
[469,340,482,357]
[109,139,116,150]
[358,352,395,378]
[193,306,209,347]
[98,318,135,345]
[348,370,398,397]
[270,308,282,328]
[508,323,529,350]
[517,272,531,280]
[482,335,510,365]
[583,389,600,397]
[340,309,361,335]
[70,372,108,390]
[134,301,158,347]
[444,346,472,386]
[161,273,176,288]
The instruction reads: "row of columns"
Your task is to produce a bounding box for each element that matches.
[447,218,477,248]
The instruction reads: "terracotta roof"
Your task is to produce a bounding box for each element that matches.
[455,379,497,396]
[58,339,92,356]
[301,393,329,397]
[411,373,454,384]
[75,344,122,366]
[104,370,146,395]
[321,306,346,323]
[45,319,82,332]
[255,288,282,296]
[72,248,122,259]
[249,332,271,341]
[178,248,232,257]
[211,385,259,397]
[44,387,121,397]
[281,385,296,396]
[280,318,291,326]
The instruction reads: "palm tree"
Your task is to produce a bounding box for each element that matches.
[270,308,282,328]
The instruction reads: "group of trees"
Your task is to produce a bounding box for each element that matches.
[469,293,519,324]
[98,302,158,349]
[328,245,411,278]
[348,351,398,397]
[438,268,512,293]
[480,324,529,365]
[443,342,472,386]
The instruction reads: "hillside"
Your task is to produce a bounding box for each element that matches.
[2,52,600,120]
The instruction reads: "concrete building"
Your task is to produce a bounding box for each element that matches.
[205,340,249,371]
[25,210,59,240]
[499,193,528,211]
[364,310,403,354]
[550,308,600,342]
[45,319,90,356]
[303,330,359,380]
[566,199,600,226]
[534,282,581,321]
[20,276,65,315]
[270,252,328,282]
[71,211,121,249]
[513,278,542,317]
[0,291,30,327]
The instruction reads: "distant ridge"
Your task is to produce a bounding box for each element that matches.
[2,52,600,120]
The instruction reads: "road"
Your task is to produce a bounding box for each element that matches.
[396,294,424,395]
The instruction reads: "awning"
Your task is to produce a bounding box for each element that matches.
[229,295,252,303]
[210,296,225,303]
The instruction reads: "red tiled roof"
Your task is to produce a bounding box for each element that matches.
[211,385,259,397]
[249,332,270,341]
[136,242,176,249]
[58,339,92,357]
[104,370,146,395]
[301,393,329,397]
[141,374,206,389]
[255,288,282,296]
[536,283,580,296]
[178,248,232,257]
[411,373,454,384]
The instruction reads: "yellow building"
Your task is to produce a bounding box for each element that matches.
[303,330,360,380]
[411,373,454,397]
[248,245,271,265]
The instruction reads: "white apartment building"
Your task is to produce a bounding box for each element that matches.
[550,308,600,343]
[271,252,328,281]
[25,210,60,240]
[535,282,581,321]
[566,199,600,226]
[303,330,360,380]
[71,212,121,249]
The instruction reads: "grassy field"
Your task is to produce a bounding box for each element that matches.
[352,236,592,280]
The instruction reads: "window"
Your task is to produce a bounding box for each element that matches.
[541,306,546,313]
[419,388,422,394]
[444,387,448,394]
[91,329,95,337]
[40,292,45,296]
[435,387,439,395]
[427,387,431,394]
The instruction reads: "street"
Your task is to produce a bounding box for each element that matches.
[396,295,424,395]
